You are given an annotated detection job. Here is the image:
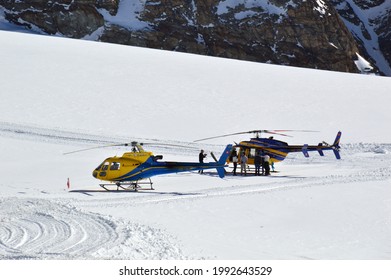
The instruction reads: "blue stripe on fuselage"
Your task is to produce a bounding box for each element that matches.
[114,160,223,182]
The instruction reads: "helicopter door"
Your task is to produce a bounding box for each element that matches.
[107,161,121,180]
[110,162,120,171]
[248,148,256,159]
[247,148,256,165]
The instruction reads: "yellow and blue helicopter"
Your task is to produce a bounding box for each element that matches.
[84,142,233,191]
[195,130,342,166]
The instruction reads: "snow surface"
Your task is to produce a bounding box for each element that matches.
[354,52,374,73]
[313,0,329,16]
[1,30,391,260]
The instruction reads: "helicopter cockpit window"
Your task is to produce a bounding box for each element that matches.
[110,162,120,170]
[102,162,110,171]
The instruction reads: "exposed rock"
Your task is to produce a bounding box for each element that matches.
[96,0,119,16]
[2,0,104,38]
[372,8,391,75]
[351,0,385,9]
[331,0,391,75]
[101,0,359,73]
[2,0,389,74]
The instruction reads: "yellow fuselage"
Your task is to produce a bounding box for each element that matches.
[93,151,153,182]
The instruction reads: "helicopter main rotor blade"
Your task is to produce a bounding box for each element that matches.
[248,129,317,137]
[246,130,293,137]
[63,142,132,155]
[63,141,199,155]
[145,142,198,150]
[194,130,291,142]
[194,131,253,142]
[194,129,319,142]
[270,129,319,133]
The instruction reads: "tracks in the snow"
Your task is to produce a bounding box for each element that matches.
[0,198,184,259]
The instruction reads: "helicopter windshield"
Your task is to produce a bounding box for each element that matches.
[101,162,110,171]
[95,161,109,171]
[95,161,120,171]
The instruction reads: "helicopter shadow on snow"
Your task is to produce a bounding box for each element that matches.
[196,170,308,180]
[69,170,308,196]
[68,189,203,196]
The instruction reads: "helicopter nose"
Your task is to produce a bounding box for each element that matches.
[92,170,98,178]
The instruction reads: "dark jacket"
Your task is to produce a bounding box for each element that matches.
[199,152,206,163]
[254,154,262,165]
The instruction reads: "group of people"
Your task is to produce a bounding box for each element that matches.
[198,148,273,176]
[230,149,272,176]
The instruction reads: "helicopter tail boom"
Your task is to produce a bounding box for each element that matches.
[216,144,233,178]
[301,131,342,159]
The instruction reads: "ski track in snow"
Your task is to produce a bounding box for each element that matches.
[1,122,391,259]
[71,163,391,210]
[0,198,184,259]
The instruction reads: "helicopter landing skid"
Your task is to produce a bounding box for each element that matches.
[99,178,154,192]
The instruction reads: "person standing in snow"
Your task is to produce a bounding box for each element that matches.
[263,154,271,176]
[231,148,238,176]
[254,151,262,176]
[240,152,248,176]
[198,149,207,174]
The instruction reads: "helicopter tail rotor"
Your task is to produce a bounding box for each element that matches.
[331,131,342,159]
[316,131,342,159]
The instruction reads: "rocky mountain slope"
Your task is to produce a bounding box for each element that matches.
[330,0,391,75]
[0,0,389,75]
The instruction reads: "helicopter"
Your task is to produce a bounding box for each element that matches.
[194,130,342,166]
[70,141,233,191]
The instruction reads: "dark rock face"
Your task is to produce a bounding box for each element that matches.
[2,0,104,38]
[376,13,391,72]
[1,0,389,74]
[351,0,385,9]
[331,0,391,75]
[101,0,361,73]
[96,0,119,16]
